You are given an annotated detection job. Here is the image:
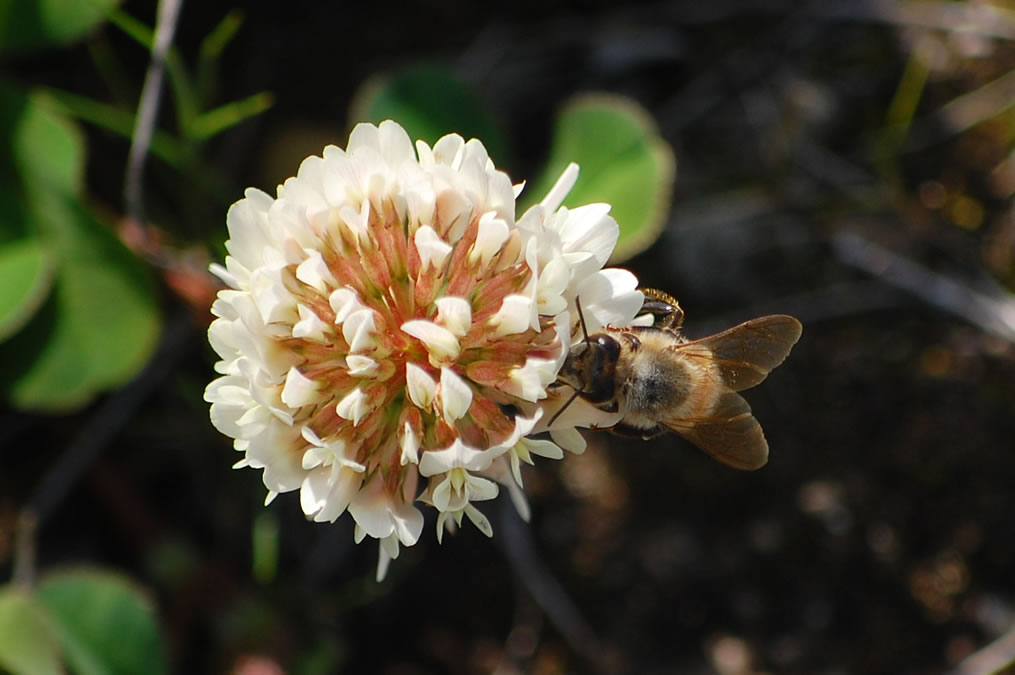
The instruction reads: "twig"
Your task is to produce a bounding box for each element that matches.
[832,232,1015,344]
[810,0,1015,41]
[12,512,37,588]
[124,0,183,228]
[949,627,1015,675]
[27,314,195,526]
[496,498,622,675]
[689,280,910,338]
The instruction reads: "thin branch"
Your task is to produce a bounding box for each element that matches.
[27,314,195,525]
[811,0,1015,41]
[832,232,1015,343]
[124,0,183,227]
[496,498,623,675]
[949,627,1015,675]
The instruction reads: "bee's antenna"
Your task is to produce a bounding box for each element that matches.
[547,296,592,429]
[547,387,581,428]
[576,295,591,344]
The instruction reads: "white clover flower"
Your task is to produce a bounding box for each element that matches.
[205,120,643,580]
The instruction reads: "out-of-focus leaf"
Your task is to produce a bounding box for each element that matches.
[0,85,162,411]
[349,64,508,163]
[1,86,85,195]
[187,91,274,141]
[0,237,56,341]
[0,587,63,675]
[0,196,161,411]
[37,88,187,168]
[523,95,675,263]
[38,568,167,675]
[0,0,123,53]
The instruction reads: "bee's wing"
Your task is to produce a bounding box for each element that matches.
[661,390,769,470]
[658,314,802,470]
[680,314,802,392]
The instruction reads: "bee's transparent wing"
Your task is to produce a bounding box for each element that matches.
[661,391,769,470]
[660,314,802,470]
[680,314,802,392]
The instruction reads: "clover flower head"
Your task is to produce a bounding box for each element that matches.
[205,120,643,579]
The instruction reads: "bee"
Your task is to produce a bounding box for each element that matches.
[551,289,802,470]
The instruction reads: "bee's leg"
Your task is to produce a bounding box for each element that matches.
[640,288,684,331]
[605,422,667,440]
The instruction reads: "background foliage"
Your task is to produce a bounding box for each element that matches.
[2,1,1014,673]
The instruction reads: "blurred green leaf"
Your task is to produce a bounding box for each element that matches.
[37,88,187,168]
[349,64,508,163]
[0,195,161,411]
[1,86,85,195]
[0,237,56,341]
[252,511,280,585]
[38,568,167,675]
[524,95,675,263]
[187,91,274,142]
[0,587,63,675]
[0,85,161,411]
[0,0,122,52]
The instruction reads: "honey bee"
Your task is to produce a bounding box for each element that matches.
[551,289,802,470]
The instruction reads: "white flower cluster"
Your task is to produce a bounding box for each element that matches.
[205,121,642,579]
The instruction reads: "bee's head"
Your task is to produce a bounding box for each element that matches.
[558,333,620,396]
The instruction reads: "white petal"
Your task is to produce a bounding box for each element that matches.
[503,357,557,402]
[280,367,323,408]
[209,262,237,288]
[295,249,335,292]
[339,200,371,244]
[292,304,329,342]
[540,162,579,212]
[400,420,420,465]
[405,363,437,409]
[376,119,416,168]
[524,438,564,460]
[537,256,570,316]
[434,297,472,337]
[336,388,371,425]
[346,354,378,377]
[489,294,532,337]
[559,203,619,269]
[464,504,494,537]
[343,309,377,353]
[414,225,452,271]
[466,473,499,502]
[376,537,395,582]
[469,212,509,266]
[391,501,424,547]
[575,268,644,334]
[440,367,473,423]
[329,287,365,324]
[550,427,587,455]
[419,437,499,476]
[401,320,460,363]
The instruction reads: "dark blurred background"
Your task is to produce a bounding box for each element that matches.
[2,1,1015,673]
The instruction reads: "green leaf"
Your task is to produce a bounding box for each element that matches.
[0,85,85,196]
[349,64,508,164]
[524,95,676,263]
[0,587,64,675]
[0,85,162,411]
[0,0,123,53]
[0,196,161,411]
[187,91,274,142]
[38,568,167,675]
[0,237,57,341]
[34,88,187,169]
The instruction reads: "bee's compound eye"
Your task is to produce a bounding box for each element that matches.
[595,334,621,363]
